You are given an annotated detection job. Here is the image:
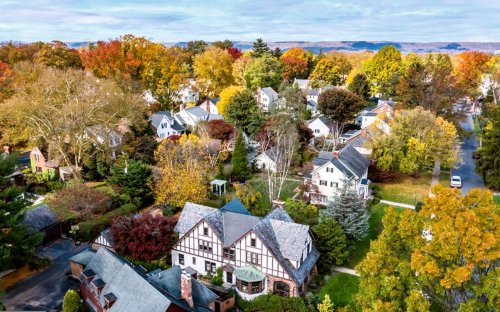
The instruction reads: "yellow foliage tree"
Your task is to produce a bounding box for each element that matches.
[317,294,334,312]
[193,46,234,97]
[217,85,243,116]
[153,135,210,208]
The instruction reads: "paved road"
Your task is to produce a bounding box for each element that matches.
[3,239,89,312]
[451,114,484,194]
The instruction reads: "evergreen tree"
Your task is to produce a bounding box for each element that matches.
[62,289,81,312]
[252,38,270,57]
[348,73,371,101]
[312,216,349,273]
[231,130,249,181]
[477,107,500,189]
[108,156,152,202]
[272,47,282,58]
[324,179,369,242]
[0,154,43,271]
[225,90,263,135]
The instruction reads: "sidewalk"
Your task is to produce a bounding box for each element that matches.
[380,200,415,209]
[332,266,360,277]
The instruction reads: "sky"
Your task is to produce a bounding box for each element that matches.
[1,0,499,43]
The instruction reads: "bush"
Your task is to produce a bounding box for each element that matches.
[126,257,171,272]
[238,294,310,312]
[211,267,223,286]
[75,203,137,241]
[62,289,81,312]
[415,201,424,212]
[28,256,50,270]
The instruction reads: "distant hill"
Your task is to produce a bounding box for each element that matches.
[69,41,500,54]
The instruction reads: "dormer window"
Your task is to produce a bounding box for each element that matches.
[250,238,256,247]
[91,278,106,294]
[104,293,117,309]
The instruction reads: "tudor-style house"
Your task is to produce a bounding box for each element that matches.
[171,198,319,300]
[304,145,371,205]
[150,110,186,140]
[256,87,278,112]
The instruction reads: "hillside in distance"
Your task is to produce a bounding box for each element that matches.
[68,41,500,54]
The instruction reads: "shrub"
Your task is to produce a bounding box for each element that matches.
[211,267,223,286]
[415,201,424,212]
[28,256,50,270]
[238,293,310,312]
[62,289,81,312]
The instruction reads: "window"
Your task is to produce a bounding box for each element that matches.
[314,129,320,133]
[203,227,209,236]
[326,167,334,173]
[308,242,312,254]
[205,261,216,273]
[35,166,43,173]
[237,279,263,294]
[34,154,40,161]
[252,282,262,293]
[226,272,233,284]
[330,182,338,188]
[179,254,184,265]
[223,248,235,261]
[198,240,213,253]
[246,251,261,265]
[250,238,256,247]
[319,180,327,186]
[192,257,196,265]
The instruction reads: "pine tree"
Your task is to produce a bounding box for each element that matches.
[272,47,282,58]
[252,38,270,57]
[477,107,500,189]
[0,153,43,271]
[324,179,369,242]
[348,73,371,101]
[317,294,334,312]
[312,216,349,272]
[231,130,249,181]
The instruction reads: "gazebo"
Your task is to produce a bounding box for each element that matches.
[210,179,227,196]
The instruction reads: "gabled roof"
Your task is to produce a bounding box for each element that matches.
[22,204,59,231]
[220,198,250,215]
[148,266,217,311]
[98,228,117,248]
[185,106,209,118]
[311,145,370,179]
[69,248,96,266]
[150,111,186,132]
[260,87,278,98]
[307,116,331,127]
[174,202,216,235]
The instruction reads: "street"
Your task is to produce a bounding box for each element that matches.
[451,114,484,194]
[3,239,88,312]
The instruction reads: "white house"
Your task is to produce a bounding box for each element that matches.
[293,78,311,90]
[256,87,278,112]
[252,149,277,173]
[85,126,123,159]
[175,107,224,128]
[142,90,158,105]
[177,78,199,104]
[171,199,319,300]
[198,98,219,114]
[307,116,332,138]
[304,145,371,205]
[357,99,394,132]
[150,110,185,139]
[343,130,374,157]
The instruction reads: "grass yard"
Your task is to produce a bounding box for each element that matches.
[373,173,432,205]
[439,171,451,187]
[494,195,500,208]
[345,203,405,269]
[319,273,360,307]
[248,175,300,211]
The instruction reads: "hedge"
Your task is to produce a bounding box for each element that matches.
[76,203,137,241]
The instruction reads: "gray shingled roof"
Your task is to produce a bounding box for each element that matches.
[261,87,278,98]
[269,219,309,261]
[206,114,224,121]
[174,202,216,235]
[264,207,294,223]
[186,106,209,118]
[22,204,59,231]
[148,266,217,311]
[69,248,96,266]
[150,111,185,132]
[338,145,370,178]
[306,88,320,96]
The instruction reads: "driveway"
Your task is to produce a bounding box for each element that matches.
[451,114,484,194]
[3,239,89,312]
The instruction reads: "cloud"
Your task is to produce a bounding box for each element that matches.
[0,0,498,42]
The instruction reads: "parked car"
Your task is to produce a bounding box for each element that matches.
[450,175,462,188]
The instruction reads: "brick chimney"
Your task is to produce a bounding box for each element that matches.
[180,270,194,308]
[332,151,340,159]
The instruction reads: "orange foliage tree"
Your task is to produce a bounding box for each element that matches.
[280,47,309,81]
[455,51,491,96]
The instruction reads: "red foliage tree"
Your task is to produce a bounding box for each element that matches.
[226,47,242,60]
[280,48,309,81]
[206,119,235,141]
[455,51,491,95]
[111,212,177,261]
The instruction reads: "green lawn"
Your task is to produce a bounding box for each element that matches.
[494,195,500,208]
[248,175,300,211]
[345,203,405,269]
[439,171,450,187]
[373,173,432,205]
[319,273,360,307]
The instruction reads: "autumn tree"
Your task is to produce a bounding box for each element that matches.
[154,135,210,208]
[317,295,334,312]
[357,185,499,311]
[193,46,234,97]
[318,88,365,150]
[212,39,233,49]
[280,47,309,81]
[226,47,242,60]
[348,73,371,101]
[371,107,461,174]
[0,65,146,173]
[0,60,14,102]
[0,153,43,271]
[232,183,264,215]
[243,53,283,90]
[323,179,369,242]
[231,130,249,181]
[476,106,500,189]
[455,51,491,97]
[362,45,403,96]
[313,216,349,273]
[225,90,263,135]
[252,38,270,57]
[216,85,243,116]
[35,41,83,69]
[309,54,352,88]
[0,41,43,65]
[206,119,235,141]
[112,212,177,261]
